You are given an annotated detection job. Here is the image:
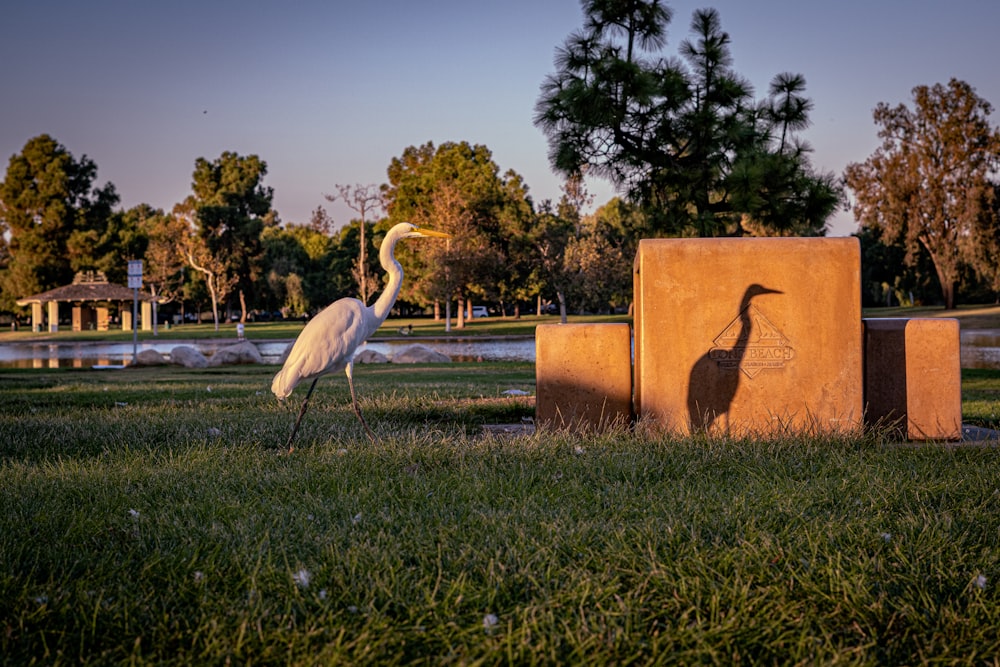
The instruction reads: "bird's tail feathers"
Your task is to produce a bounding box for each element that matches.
[271,369,297,400]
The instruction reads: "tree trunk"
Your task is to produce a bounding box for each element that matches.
[151,286,159,337]
[359,221,367,302]
[557,290,568,324]
[941,280,956,310]
[444,300,452,332]
[239,289,248,323]
[187,252,221,331]
[929,256,957,310]
[210,290,220,331]
[457,296,466,329]
[922,239,958,310]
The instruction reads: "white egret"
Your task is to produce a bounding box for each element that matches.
[272,222,451,450]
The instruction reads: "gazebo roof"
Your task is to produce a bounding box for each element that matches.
[16,271,156,305]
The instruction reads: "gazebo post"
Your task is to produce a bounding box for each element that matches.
[97,307,110,331]
[47,301,59,333]
[31,303,43,332]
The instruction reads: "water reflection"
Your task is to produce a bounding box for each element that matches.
[962,330,1000,369]
[0,337,537,369]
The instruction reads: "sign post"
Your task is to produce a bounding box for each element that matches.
[127,260,143,363]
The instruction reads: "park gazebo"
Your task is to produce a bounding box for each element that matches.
[16,270,155,333]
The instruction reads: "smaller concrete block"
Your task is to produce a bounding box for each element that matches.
[863,318,962,441]
[536,323,633,432]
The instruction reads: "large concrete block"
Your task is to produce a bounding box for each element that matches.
[863,318,962,441]
[634,237,863,437]
[536,323,633,431]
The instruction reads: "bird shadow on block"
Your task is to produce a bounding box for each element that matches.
[686,284,782,434]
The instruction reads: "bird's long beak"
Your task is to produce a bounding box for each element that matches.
[415,228,452,239]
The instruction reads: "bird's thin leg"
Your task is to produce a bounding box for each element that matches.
[285,378,319,453]
[345,363,377,443]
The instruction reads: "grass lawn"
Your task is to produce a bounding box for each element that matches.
[2,303,999,347]
[2,362,1000,664]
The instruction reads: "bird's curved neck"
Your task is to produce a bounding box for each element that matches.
[737,302,753,340]
[370,234,404,329]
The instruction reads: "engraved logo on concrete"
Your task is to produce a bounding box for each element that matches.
[709,304,795,378]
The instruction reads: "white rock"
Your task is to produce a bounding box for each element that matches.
[169,345,208,368]
[391,344,451,364]
[133,349,166,366]
[208,341,263,366]
[354,349,389,364]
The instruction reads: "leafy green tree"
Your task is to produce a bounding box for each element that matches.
[0,235,10,300]
[174,200,234,330]
[185,151,276,324]
[977,191,1000,300]
[326,184,383,303]
[419,185,480,328]
[845,79,1000,309]
[523,172,604,322]
[261,220,339,317]
[329,221,379,308]
[530,196,578,323]
[535,2,840,237]
[494,170,538,318]
[139,206,188,323]
[856,226,939,308]
[563,231,630,313]
[0,134,118,310]
[570,196,647,313]
[383,141,515,326]
[81,205,149,283]
[588,196,649,254]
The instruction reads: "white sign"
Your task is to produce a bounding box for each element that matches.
[127,260,143,289]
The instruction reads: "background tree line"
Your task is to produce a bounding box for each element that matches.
[2,1,999,324]
[0,135,639,328]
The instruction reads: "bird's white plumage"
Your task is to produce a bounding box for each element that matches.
[271,222,450,447]
[271,298,369,399]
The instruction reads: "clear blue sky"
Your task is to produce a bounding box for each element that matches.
[2,0,998,237]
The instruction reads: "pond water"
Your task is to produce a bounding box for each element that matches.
[961,330,1000,369]
[0,337,537,369]
[1,330,998,370]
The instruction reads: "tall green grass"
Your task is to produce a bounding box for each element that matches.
[1,364,999,664]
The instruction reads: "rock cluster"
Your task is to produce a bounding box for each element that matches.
[134,341,455,368]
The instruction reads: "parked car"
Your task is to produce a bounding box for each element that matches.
[472,306,489,318]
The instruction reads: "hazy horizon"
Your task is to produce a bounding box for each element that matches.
[3,0,999,237]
